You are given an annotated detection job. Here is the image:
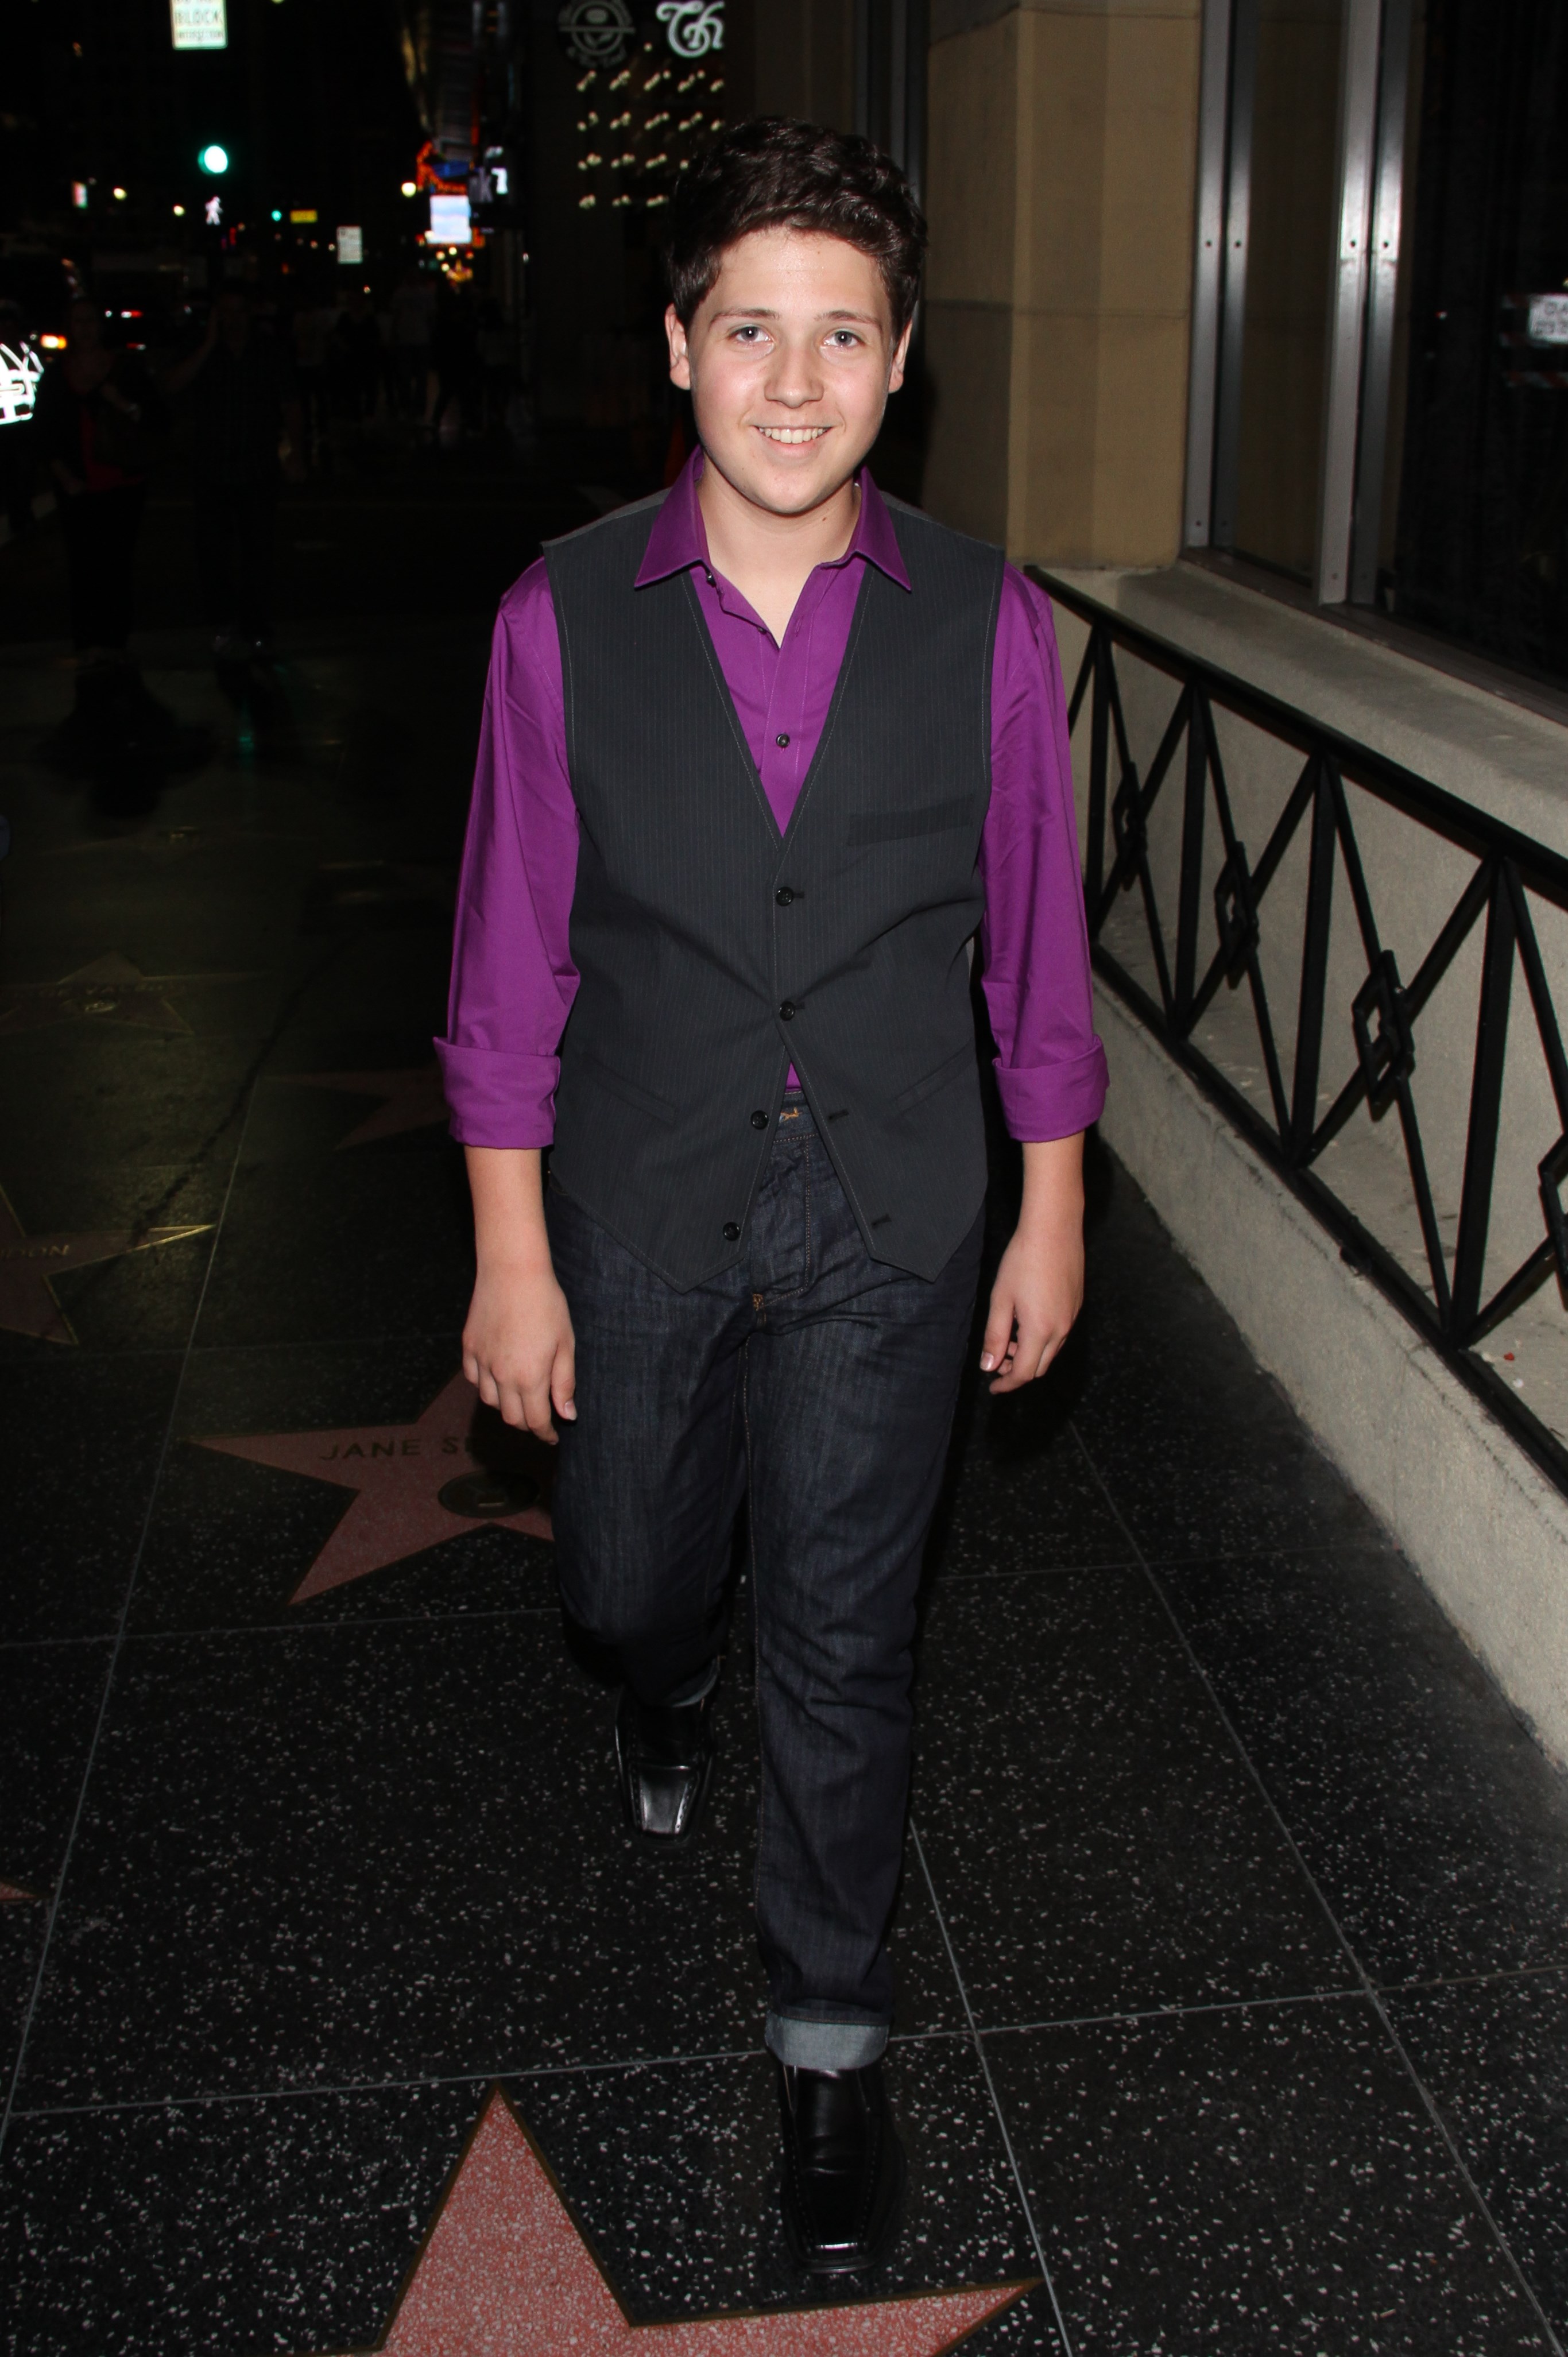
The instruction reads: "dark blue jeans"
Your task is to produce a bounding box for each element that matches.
[547,1098,984,2070]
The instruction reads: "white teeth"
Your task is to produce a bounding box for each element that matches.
[758,426,828,444]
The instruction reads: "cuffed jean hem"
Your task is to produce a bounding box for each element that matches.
[765,2010,889,2070]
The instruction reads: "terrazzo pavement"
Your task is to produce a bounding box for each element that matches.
[3,454,1568,2354]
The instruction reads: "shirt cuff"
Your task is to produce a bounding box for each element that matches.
[993,1039,1109,1142]
[433,1039,559,1148]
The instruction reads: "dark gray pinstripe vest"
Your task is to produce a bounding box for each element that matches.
[542,491,1004,1289]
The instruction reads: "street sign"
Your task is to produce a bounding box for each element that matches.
[336,226,363,264]
[171,0,227,49]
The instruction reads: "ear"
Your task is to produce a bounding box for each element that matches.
[887,316,913,397]
[665,303,692,390]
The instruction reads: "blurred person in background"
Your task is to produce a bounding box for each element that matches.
[291,291,339,469]
[34,296,160,661]
[333,285,383,424]
[165,284,305,661]
[390,265,436,419]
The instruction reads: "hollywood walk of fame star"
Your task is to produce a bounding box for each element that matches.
[299,2090,1029,2356]
[0,951,255,1037]
[193,1372,553,1603]
[0,1187,214,1344]
[278,1062,449,1149]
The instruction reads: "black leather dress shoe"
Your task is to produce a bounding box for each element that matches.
[777,2059,905,2274]
[614,1682,715,1843]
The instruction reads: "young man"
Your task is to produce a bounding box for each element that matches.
[439,119,1106,2274]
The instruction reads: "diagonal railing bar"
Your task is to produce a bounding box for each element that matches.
[1290,760,1336,1162]
[1328,761,1389,972]
[1250,753,1319,901]
[1067,627,1095,735]
[1324,765,1454,1314]
[1175,686,1210,1024]
[1508,868,1568,1132]
[1091,687,1190,933]
[1035,566,1568,1502]
[1451,864,1518,1341]
[1403,861,1491,1026]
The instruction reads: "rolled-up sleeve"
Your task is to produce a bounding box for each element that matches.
[978,567,1109,1142]
[435,562,580,1147]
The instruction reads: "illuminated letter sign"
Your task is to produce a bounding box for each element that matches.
[171,0,227,49]
[656,0,722,57]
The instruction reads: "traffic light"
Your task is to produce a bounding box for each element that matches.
[199,143,230,176]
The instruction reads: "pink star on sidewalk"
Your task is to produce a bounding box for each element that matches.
[193,1372,553,1603]
[299,2090,1028,2356]
[0,1187,212,1344]
[278,1062,449,1148]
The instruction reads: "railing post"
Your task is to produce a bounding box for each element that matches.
[1289,757,1334,1160]
[1451,861,1517,1340]
[1175,683,1208,1027]
[1086,626,1109,912]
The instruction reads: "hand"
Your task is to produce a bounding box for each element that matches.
[979,1132,1087,1392]
[462,1257,577,1442]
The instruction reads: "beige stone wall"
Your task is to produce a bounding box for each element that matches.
[924,0,1203,567]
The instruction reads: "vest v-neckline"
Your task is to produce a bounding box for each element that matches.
[676,563,878,858]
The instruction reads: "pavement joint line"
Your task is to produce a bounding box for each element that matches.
[0,1085,261,2162]
[910,1817,1076,2357]
[1068,1416,1568,2357]
[0,947,348,2164]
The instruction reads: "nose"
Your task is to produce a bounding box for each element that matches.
[762,331,823,412]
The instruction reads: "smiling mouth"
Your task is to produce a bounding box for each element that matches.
[756,424,832,446]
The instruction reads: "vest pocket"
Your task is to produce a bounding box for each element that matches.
[889,1040,974,1115]
[574,1048,679,1125]
[845,796,973,846]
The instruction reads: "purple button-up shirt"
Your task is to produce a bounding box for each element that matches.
[438,452,1106,1147]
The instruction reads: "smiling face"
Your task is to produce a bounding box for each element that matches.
[665,227,910,520]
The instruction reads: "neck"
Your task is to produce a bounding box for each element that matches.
[696,458,862,644]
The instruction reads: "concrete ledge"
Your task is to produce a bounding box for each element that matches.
[1096,978,1568,1768]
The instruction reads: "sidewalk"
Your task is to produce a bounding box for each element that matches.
[2,560,1567,2352]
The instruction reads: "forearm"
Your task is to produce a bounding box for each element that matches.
[464,1144,551,1272]
[981,1131,1087,1390]
[1015,1132,1085,1240]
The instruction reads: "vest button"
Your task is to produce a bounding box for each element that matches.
[722,1221,741,1241]
[778,1000,796,1021]
[775,732,790,747]
[776,887,795,907]
[750,1109,768,1129]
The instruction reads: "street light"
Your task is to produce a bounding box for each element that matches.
[199,143,230,176]
[400,180,417,198]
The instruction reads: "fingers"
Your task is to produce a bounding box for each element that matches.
[464,1352,559,1443]
[982,1298,1071,1393]
[552,1330,577,1425]
[978,1291,1016,1377]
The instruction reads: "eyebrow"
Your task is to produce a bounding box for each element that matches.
[710,305,884,327]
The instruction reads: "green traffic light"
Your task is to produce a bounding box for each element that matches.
[199,144,230,176]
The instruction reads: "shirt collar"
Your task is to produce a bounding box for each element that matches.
[634,445,911,593]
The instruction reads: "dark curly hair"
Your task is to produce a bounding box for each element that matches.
[662,118,927,338]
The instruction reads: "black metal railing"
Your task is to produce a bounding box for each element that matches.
[1033,568,1568,1498]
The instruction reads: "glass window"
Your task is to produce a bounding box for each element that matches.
[1393,0,1568,682]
